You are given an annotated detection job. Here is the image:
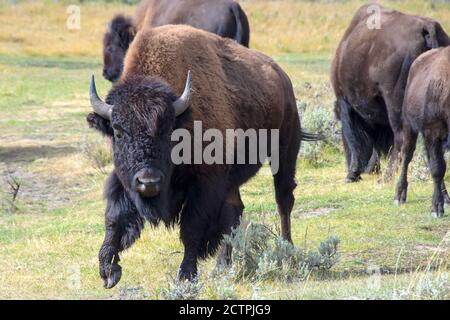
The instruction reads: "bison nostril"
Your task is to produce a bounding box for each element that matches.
[134,169,163,198]
[136,176,161,185]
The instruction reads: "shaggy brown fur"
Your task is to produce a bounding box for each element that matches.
[395,47,450,218]
[123,25,288,139]
[89,25,313,287]
[103,0,250,82]
[331,4,450,183]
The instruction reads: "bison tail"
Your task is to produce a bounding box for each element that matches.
[231,3,250,47]
[446,118,450,150]
[300,130,325,142]
[423,21,450,49]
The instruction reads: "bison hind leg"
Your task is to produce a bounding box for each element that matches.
[215,188,244,269]
[338,97,376,182]
[273,118,301,244]
[425,134,446,218]
[364,149,381,174]
[367,124,394,177]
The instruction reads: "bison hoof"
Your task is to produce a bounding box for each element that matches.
[345,175,361,183]
[431,211,444,219]
[102,264,122,289]
[444,197,450,206]
[178,269,198,282]
[394,198,406,206]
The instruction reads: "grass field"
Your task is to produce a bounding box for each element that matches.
[0,0,449,299]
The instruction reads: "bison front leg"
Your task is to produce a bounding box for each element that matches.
[99,173,144,289]
[441,181,450,205]
[178,178,227,281]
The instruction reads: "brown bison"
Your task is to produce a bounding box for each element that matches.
[88,25,316,288]
[103,0,250,82]
[331,4,450,183]
[395,47,450,218]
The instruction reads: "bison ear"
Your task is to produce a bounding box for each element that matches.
[117,16,136,48]
[124,24,136,43]
[87,112,114,137]
[119,25,136,48]
[109,15,136,48]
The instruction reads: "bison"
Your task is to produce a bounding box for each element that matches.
[395,47,450,218]
[103,0,250,82]
[88,25,316,288]
[331,4,450,183]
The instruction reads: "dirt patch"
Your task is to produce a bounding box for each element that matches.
[0,144,77,164]
[0,164,71,213]
[116,286,150,300]
[293,207,334,219]
[415,244,449,254]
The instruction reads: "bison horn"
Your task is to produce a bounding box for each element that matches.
[173,71,192,117]
[90,75,113,120]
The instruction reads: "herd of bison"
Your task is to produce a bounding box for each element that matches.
[85,0,450,288]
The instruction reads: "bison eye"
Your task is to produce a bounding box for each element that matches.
[112,124,128,139]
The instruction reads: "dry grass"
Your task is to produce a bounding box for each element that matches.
[2,1,450,58]
[0,1,133,57]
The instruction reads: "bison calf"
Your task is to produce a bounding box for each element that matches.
[395,47,450,218]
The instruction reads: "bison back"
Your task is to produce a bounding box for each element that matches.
[123,25,296,134]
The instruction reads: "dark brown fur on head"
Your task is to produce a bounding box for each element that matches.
[103,15,136,82]
[87,75,178,222]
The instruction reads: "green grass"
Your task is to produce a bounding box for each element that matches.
[0,1,449,299]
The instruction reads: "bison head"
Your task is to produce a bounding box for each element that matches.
[102,15,135,82]
[87,72,192,222]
